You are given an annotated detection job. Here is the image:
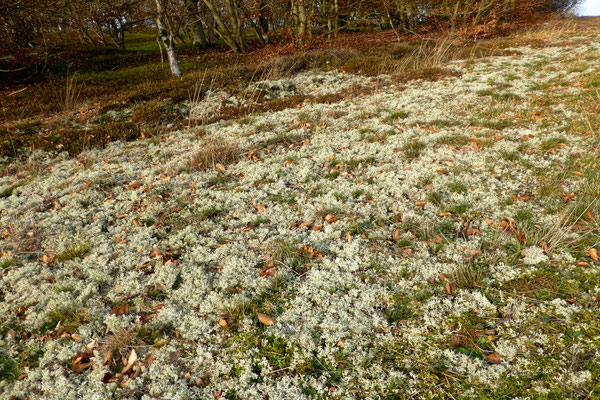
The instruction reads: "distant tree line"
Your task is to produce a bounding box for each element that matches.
[0,0,583,75]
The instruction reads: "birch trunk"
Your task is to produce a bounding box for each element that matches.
[155,0,182,77]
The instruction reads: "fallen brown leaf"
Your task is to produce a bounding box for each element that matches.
[466,228,480,237]
[485,352,502,364]
[110,304,132,316]
[257,313,275,326]
[215,163,226,173]
[444,281,454,295]
[148,248,162,259]
[324,214,339,223]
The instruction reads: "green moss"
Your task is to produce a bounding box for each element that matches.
[540,136,567,151]
[500,150,520,161]
[268,191,297,205]
[0,186,14,198]
[268,239,316,276]
[0,354,19,382]
[436,134,470,146]
[385,111,409,122]
[56,242,90,261]
[40,306,86,334]
[259,336,296,371]
[0,258,16,269]
[202,206,222,219]
[448,180,468,194]
[385,293,416,323]
[402,140,426,159]
[429,119,462,128]
[450,203,469,215]
[478,89,522,101]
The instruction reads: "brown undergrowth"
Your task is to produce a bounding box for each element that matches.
[1,17,598,161]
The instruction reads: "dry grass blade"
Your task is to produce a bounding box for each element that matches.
[189,138,242,172]
[542,198,599,252]
[516,20,581,42]
[64,73,82,111]
[397,36,459,72]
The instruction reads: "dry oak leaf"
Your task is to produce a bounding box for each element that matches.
[392,228,402,242]
[120,349,138,375]
[256,204,266,212]
[299,219,315,229]
[71,350,94,373]
[71,333,83,343]
[324,214,339,223]
[300,244,323,259]
[169,351,180,363]
[257,313,275,326]
[466,228,481,237]
[259,263,278,277]
[215,163,226,173]
[41,254,55,265]
[345,232,353,243]
[589,248,599,261]
[485,352,502,364]
[444,281,455,295]
[148,248,162,259]
[129,182,142,190]
[415,201,427,207]
[110,304,132,316]
[577,260,590,267]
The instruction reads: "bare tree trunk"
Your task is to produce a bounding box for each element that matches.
[206,12,217,45]
[333,0,339,36]
[186,0,208,48]
[202,0,242,52]
[297,1,307,35]
[155,0,182,77]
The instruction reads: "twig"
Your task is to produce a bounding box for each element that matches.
[6,87,28,97]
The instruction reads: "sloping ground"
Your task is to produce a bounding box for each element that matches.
[1,29,600,399]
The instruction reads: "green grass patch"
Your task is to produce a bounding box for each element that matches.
[401,140,426,159]
[436,134,470,147]
[56,242,90,261]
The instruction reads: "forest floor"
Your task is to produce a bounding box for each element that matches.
[1,17,600,400]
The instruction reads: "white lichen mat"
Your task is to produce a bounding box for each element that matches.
[1,35,600,398]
